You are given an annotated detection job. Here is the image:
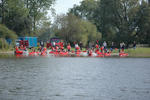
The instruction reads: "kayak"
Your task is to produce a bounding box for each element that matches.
[59,52,69,56]
[96,54,104,57]
[15,50,29,56]
[119,53,128,57]
[104,53,111,57]
[15,50,23,54]
[15,49,128,58]
[41,51,47,56]
[29,52,40,56]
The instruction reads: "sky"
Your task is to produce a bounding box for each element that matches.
[54,0,82,15]
[48,0,82,22]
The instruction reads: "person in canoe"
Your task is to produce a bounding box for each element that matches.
[95,44,99,53]
[67,43,71,52]
[75,42,80,52]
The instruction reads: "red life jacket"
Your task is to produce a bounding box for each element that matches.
[61,46,64,50]
[89,50,92,56]
[96,44,99,49]
[56,46,59,50]
[52,47,55,51]
[67,45,71,50]
[76,46,80,50]
[16,47,19,51]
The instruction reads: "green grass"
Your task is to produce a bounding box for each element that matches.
[0,48,14,52]
[126,47,150,57]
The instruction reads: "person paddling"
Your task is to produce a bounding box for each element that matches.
[133,41,136,49]
[67,43,71,52]
[95,44,99,53]
[75,43,80,52]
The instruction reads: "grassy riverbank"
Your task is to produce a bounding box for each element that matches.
[0,48,14,54]
[126,48,150,58]
[0,48,14,58]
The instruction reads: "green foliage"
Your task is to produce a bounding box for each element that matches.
[136,1,150,44]
[1,0,31,36]
[94,0,140,43]
[0,38,9,49]
[24,0,55,34]
[69,0,98,23]
[0,24,17,39]
[54,14,101,46]
[0,24,17,49]
[0,0,55,36]
[39,29,55,41]
[69,0,150,46]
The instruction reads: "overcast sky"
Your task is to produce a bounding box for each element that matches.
[48,0,82,22]
[54,0,82,14]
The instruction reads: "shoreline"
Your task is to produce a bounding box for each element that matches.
[0,51,14,54]
[0,51,150,58]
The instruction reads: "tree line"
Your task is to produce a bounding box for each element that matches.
[69,0,150,46]
[0,0,55,37]
[0,0,55,49]
[0,0,150,48]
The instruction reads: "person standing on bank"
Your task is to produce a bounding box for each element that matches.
[111,42,114,52]
[133,41,136,49]
[103,41,107,52]
[79,42,83,50]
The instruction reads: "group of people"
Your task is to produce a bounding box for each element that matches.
[15,44,47,56]
[49,41,113,54]
[15,39,137,56]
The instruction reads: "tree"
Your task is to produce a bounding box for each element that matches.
[23,0,55,34]
[0,0,5,24]
[136,0,150,44]
[96,0,140,43]
[0,0,55,36]
[69,0,145,45]
[53,14,101,46]
[0,24,17,39]
[0,0,32,36]
[37,16,53,41]
[69,0,98,23]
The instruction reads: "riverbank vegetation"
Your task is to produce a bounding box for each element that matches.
[0,0,150,51]
[69,0,150,46]
[0,0,55,49]
[53,14,101,46]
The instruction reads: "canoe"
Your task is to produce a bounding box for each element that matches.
[119,53,128,57]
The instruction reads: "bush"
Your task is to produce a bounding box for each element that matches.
[54,14,102,46]
[0,24,17,39]
[0,38,9,49]
[0,24,17,50]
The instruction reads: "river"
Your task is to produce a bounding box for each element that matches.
[0,57,150,100]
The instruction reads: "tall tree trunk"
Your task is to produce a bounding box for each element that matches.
[33,14,36,34]
[26,0,31,34]
[33,1,36,34]
[1,0,5,24]
[26,0,29,8]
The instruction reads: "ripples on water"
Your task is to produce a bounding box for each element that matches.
[0,56,150,100]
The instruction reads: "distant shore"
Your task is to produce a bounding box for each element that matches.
[0,47,150,58]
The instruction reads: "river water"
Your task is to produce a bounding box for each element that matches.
[0,57,150,100]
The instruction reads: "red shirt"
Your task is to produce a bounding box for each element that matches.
[16,47,19,51]
[56,46,59,50]
[67,45,71,50]
[96,44,99,48]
